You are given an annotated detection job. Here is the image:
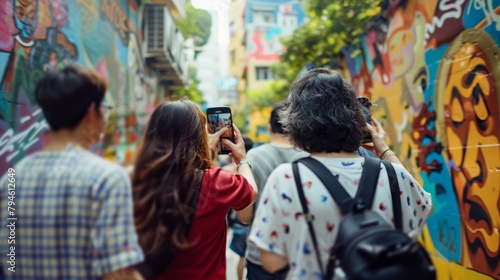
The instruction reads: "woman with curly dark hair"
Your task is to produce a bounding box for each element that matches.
[248,68,432,279]
[132,100,257,279]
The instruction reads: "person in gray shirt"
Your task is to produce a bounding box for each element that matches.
[245,102,308,280]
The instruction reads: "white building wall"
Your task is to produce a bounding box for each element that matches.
[195,11,220,106]
[193,1,230,107]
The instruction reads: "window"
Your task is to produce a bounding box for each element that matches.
[253,10,274,24]
[282,15,297,28]
[230,50,236,64]
[229,21,235,37]
[256,66,272,80]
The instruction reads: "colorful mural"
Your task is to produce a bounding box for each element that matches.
[0,0,160,174]
[344,0,500,278]
[245,0,306,63]
[246,26,282,62]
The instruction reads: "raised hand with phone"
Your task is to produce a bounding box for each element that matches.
[207,124,250,165]
[208,126,228,156]
[221,123,257,224]
[206,106,235,154]
[206,106,257,224]
[221,124,248,166]
[205,106,249,163]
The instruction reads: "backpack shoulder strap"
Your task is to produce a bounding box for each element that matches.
[353,157,381,210]
[296,157,353,214]
[381,160,403,231]
[292,161,325,276]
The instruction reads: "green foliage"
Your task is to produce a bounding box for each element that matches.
[232,106,251,135]
[234,79,288,134]
[171,2,211,102]
[245,0,381,112]
[246,80,289,109]
[175,4,212,47]
[171,67,204,103]
[278,0,381,82]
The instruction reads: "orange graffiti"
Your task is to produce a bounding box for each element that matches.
[56,32,76,56]
[437,30,500,279]
[100,0,130,44]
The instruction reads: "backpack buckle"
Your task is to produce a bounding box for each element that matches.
[304,213,312,222]
[352,200,367,214]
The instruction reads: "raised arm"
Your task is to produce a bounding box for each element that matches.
[222,124,258,224]
[366,118,404,165]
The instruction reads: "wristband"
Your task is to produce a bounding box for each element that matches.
[385,154,397,160]
[379,148,391,159]
[237,159,251,171]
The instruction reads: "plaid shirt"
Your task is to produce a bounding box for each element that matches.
[0,145,143,279]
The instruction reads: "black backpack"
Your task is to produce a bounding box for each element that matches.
[291,157,436,280]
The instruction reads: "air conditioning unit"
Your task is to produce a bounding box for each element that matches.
[144,5,173,57]
[143,4,186,86]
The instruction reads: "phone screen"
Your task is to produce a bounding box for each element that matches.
[207,109,234,154]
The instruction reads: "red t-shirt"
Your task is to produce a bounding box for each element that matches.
[155,167,254,280]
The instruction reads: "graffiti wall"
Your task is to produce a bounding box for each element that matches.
[344,0,500,278]
[0,0,160,174]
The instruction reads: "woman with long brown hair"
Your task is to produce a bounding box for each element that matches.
[132,100,258,279]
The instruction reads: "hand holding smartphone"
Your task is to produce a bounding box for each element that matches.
[358,97,374,143]
[206,107,235,154]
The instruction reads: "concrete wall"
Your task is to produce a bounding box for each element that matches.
[344,0,500,278]
[0,0,160,173]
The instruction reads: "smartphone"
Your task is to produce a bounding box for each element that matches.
[206,107,235,154]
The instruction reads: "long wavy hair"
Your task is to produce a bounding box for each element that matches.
[132,100,213,275]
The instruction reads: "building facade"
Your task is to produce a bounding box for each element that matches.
[228,0,248,105]
[244,0,305,91]
[228,0,305,141]
[0,0,188,173]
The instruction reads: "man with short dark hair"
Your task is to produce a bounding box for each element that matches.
[0,64,144,279]
[245,102,308,279]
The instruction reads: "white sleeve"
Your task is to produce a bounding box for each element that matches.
[248,167,288,257]
[393,164,433,236]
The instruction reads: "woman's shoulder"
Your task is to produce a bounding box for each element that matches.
[269,162,294,177]
[203,166,225,180]
[204,166,221,174]
[386,162,421,185]
[203,166,247,186]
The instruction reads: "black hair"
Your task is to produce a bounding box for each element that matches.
[242,135,254,152]
[270,101,286,134]
[280,68,366,153]
[34,64,107,131]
